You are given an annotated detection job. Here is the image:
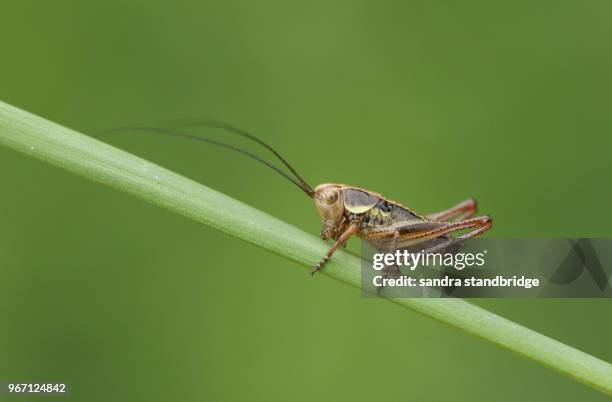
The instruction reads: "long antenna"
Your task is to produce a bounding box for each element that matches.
[166,118,313,195]
[98,127,314,197]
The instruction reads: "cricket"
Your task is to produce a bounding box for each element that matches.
[105,120,492,275]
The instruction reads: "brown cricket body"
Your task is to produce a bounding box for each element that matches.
[107,121,492,276]
[311,183,492,275]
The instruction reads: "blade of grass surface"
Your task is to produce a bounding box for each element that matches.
[0,100,611,395]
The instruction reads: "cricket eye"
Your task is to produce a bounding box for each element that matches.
[323,190,338,205]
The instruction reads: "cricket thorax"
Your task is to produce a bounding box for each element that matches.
[314,185,422,241]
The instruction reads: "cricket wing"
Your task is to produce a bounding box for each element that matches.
[342,188,380,214]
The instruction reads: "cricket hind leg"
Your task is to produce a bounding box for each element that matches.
[374,215,492,276]
[426,198,478,222]
[374,230,404,294]
[369,215,492,248]
[372,215,491,295]
[406,214,492,242]
[455,215,492,240]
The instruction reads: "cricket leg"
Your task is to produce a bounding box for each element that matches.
[383,216,491,271]
[389,229,403,268]
[382,230,402,279]
[415,215,493,242]
[426,198,478,222]
[370,215,492,245]
[388,230,401,253]
[374,233,404,296]
[396,217,492,264]
[311,222,360,275]
[457,215,492,240]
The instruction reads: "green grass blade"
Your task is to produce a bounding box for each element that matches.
[0,100,611,395]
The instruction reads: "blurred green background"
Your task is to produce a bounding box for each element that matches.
[1,0,611,401]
